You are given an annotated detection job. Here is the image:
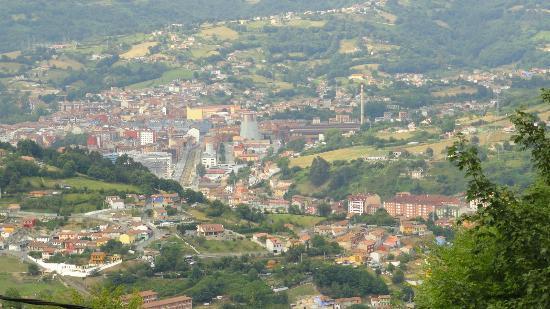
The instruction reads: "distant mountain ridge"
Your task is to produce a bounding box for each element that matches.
[0,0,362,52]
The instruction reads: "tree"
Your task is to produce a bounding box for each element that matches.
[27,263,40,276]
[17,140,43,158]
[425,147,434,158]
[309,156,330,186]
[62,160,77,177]
[392,269,405,284]
[2,288,22,309]
[317,203,332,217]
[196,163,206,177]
[416,89,550,308]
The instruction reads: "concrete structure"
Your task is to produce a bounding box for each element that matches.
[240,112,261,140]
[28,257,122,278]
[127,152,173,179]
[186,105,239,120]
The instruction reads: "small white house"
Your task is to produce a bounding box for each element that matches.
[266,238,284,254]
[105,196,125,210]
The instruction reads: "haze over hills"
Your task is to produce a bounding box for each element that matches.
[0,0,362,52]
[1,0,548,70]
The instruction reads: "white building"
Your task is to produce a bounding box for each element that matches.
[347,194,382,216]
[201,154,217,168]
[126,151,173,179]
[266,237,284,254]
[105,196,125,210]
[139,130,155,146]
[187,128,200,143]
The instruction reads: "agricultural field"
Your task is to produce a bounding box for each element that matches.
[0,255,71,298]
[189,238,264,254]
[339,39,360,54]
[129,68,193,89]
[285,19,326,28]
[24,176,141,192]
[287,283,319,303]
[190,45,219,58]
[45,57,84,70]
[0,61,23,73]
[266,214,325,228]
[120,42,159,59]
[290,146,383,167]
[0,50,21,59]
[199,26,239,41]
[431,86,478,97]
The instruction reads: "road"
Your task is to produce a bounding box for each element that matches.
[180,145,201,189]
[135,221,168,251]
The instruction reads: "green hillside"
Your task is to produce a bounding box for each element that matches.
[0,0,362,53]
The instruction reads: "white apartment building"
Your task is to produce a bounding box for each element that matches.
[201,154,217,168]
[139,130,155,146]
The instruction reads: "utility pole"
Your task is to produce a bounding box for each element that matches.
[360,83,365,126]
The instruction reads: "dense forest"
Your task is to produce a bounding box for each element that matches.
[378,0,550,71]
[0,0,362,52]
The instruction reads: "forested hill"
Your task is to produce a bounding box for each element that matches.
[0,0,361,53]
[380,0,550,72]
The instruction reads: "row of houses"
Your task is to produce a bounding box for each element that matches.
[347,192,471,220]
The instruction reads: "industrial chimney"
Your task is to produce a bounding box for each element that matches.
[360,83,365,125]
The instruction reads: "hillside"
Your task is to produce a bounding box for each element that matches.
[379,0,550,71]
[0,0,361,53]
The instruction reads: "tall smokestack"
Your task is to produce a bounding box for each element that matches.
[360,83,365,125]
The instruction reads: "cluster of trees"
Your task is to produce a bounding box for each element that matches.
[109,252,288,307]
[285,235,342,262]
[303,157,448,200]
[313,265,388,298]
[350,208,398,226]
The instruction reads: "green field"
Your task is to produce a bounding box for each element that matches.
[190,45,219,58]
[0,61,23,73]
[286,283,319,303]
[0,255,27,273]
[190,238,264,254]
[290,146,384,167]
[266,214,325,228]
[286,19,326,28]
[0,255,72,298]
[129,68,193,89]
[120,41,158,59]
[339,39,359,54]
[199,26,239,41]
[25,176,141,192]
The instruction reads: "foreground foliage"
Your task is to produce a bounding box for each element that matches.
[416,89,550,308]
